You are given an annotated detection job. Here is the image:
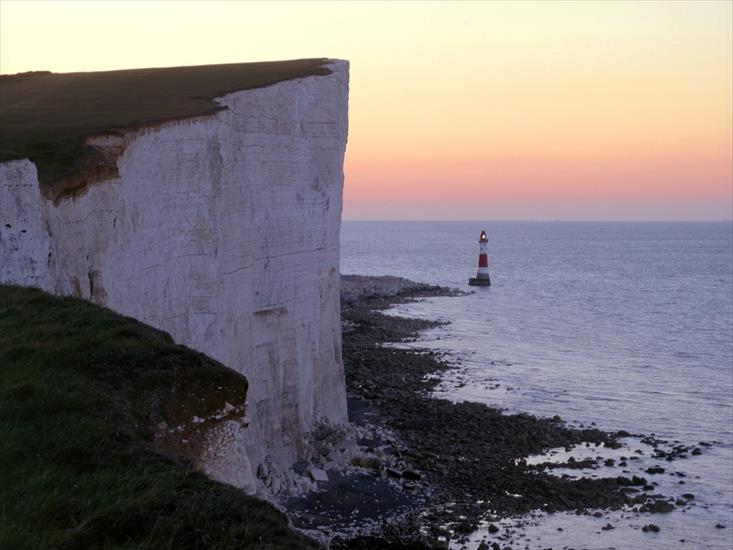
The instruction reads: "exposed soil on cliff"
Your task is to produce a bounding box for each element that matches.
[0,58,332,197]
[288,276,681,549]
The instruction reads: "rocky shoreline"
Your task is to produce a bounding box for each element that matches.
[284,275,697,549]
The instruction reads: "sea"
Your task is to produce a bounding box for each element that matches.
[341,220,733,550]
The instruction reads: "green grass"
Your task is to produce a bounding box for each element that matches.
[0,59,331,193]
[0,285,317,550]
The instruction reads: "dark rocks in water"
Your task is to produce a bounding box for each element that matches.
[401,470,421,481]
[331,276,678,545]
[592,511,603,518]
[601,523,615,530]
[646,466,665,474]
[691,448,702,455]
[429,524,450,538]
[631,475,647,486]
[715,523,726,529]
[649,500,675,513]
[604,458,615,466]
[342,299,631,517]
[533,457,596,470]
[454,521,477,534]
[682,493,695,500]
[642,524,661,533]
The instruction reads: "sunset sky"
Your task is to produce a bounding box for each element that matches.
[1,0,731,220]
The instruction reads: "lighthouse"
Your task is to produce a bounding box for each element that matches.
[468,230,491,286]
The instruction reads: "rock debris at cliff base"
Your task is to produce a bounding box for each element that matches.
[284,275,690,549]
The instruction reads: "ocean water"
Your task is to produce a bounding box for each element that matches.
[341,221,733,549]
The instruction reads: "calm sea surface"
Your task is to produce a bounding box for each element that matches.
[341,221,733,549]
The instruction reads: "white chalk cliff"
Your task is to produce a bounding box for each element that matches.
[0,60,349,492]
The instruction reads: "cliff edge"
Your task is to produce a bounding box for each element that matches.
[0,285,316,549]
[0,59,350,493]
[0,59,331,199]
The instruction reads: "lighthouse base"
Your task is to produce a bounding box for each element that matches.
[468,277,491,287]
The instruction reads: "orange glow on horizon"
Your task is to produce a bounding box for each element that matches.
[1,1,731,220]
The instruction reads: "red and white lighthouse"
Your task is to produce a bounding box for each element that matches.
[468,230,491,286]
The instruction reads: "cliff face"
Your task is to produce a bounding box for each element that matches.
[0,60,349,491]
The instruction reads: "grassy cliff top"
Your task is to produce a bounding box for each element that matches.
[0,58,332,190]
[0,285,316,549]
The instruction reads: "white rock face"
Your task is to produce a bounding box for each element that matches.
[0,61,349,491]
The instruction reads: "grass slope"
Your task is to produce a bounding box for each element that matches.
[0,285,316,550]
[0,59,331,188]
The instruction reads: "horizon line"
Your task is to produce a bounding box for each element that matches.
[342,218,733,223]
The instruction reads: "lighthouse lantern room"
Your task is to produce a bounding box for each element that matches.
[468,230,491,286]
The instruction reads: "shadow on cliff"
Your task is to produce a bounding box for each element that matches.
[0,285,317,549]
